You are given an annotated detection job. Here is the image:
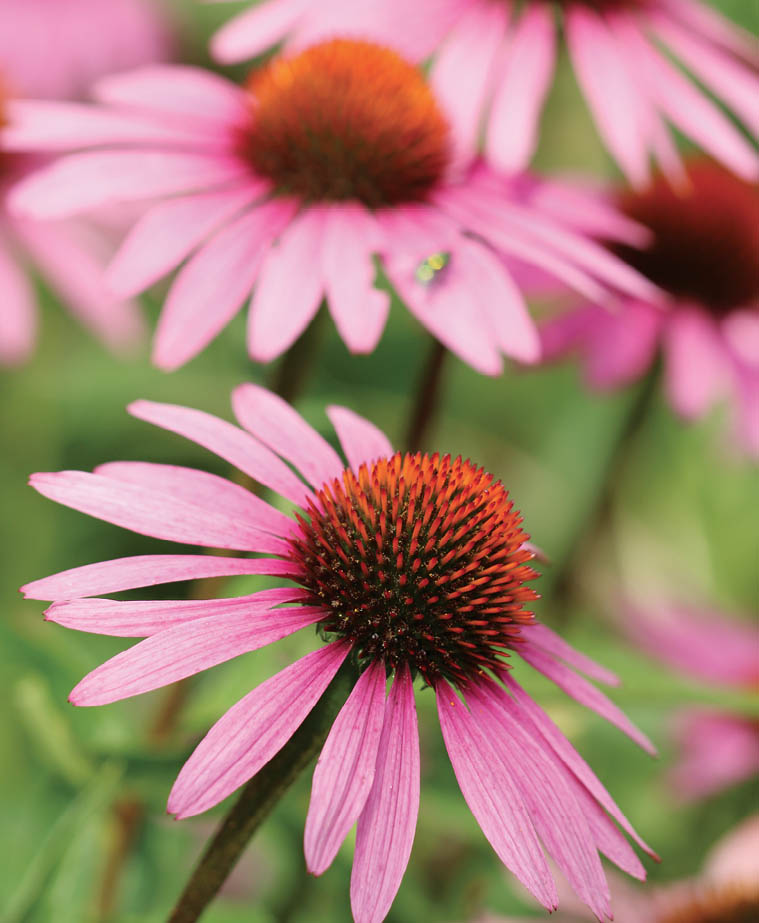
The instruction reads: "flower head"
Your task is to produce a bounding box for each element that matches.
[5,41,657,372]
[308,0,759,184]
[23,386,657,923]
[541,160,759,457]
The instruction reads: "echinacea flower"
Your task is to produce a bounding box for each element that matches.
[541,159,759,457]
[314,0,759,185]
[23,386,657,923]
[5,40,658,372]
[0,0,171,363]
[484,814,759,923]
[625,602,759,800]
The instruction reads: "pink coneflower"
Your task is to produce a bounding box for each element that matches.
[625,603,759,800]
[6,40,658,372]
[541,159,759,457]
[23,386,657,923]
[310,0,759,185]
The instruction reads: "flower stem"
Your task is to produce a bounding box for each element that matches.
[404,338,448,452]
[267,309,326,405]
[167,662,356,923]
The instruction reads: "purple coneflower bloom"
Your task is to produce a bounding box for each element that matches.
[24,386,656,923]
[5,40,657,372]
[309,0,759,185]
[541,160,759,457]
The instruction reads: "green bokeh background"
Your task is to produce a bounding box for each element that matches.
[1,2,756,921]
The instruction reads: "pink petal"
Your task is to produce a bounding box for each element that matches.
[322,204,390,354]
[128,400,313,507]
[21,554,294,601]
[0,236,36,365]
[107,186,261,297]
[9,151,249,220]
[430,2,508,169]
[152,199,296,370]
[168,641,350,818]
[662,0,759,64]
[69,603,323,705]
[29,471,289,554]
[326,406,394,473]
[93,65,250,126]
[435,680,557,910]
[486,4,556,173]
[47,585,305,637]
[520,624,620,686]
[501,672,657,858]
[672,711,759,799]
[565,8,651,186]
[232,383,344,488]
[582,300,662,390]
[519,645,656,755]
[468,681,611,922]
[247,208,326,362]
[351,666,420,923]
[211,0,307,64]
[663,306,728,419]
[305,660,387,875]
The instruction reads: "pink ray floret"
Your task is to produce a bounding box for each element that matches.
[5,39,658,373]
[23,385,658,922]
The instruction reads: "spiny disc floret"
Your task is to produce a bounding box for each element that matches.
[289,452,539,686]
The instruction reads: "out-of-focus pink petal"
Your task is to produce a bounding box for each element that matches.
[95,461,293,539]
[734,364,759,459]
[305,660,387,875]
[128,400,313,507]
[9,151,248,219]
[28,471,289,554]
[520,624,620,686]
[152,199,296,370]
[501,672,657,859]
[429,2,508,170]
[662,0,759,64]
[704,814,759,888]
[351,666,420,923]
[520,645,656,755]
[232,383,344,488]
[435,680,558,910]
[21,554,295,601]
[247,208,326,362]
[211,0,308,64]
[671,711,759,799]
[663,306,728,419]
[0,236,36,365]
[486,4,556,174]
[326,406,394,474]
[107,186,261,296]
[565,8,651,187]
[46,586,306,637]
[322,204,389,354]
[582,300,662,390]
[168,641,350,818]
[69,603,322,706]
[469,680,611,921]
[93,65,249,126]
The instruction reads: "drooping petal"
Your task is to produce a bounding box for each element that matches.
[671,711,759,799]
[519,645,656,755]
[486,4,556,174]
[69,602,323,705]
[152,199,296,370]
[28,471,289,554]
[581,300,662,390]
[305,660,387,875]
[232,383,344,488]
[247,208,326,362]
[351,666,420,923]
[9,151,249,220]
[0,236,36,365]
[168,641,350,818]
[326,406,394,474]
[435,680,557,910]
[519,623,620,686]
[469,681,611,921]
[107,186,261,297]
[94,461,294,538]
[211,0,309,64]
[128,400,312,507]
[47,586,306,637]
[21,554,294,601]
[663,307,728,419]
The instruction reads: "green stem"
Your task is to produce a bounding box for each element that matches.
[267,309,326,405]
[167,663,356,923]
[404,338,449,452]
